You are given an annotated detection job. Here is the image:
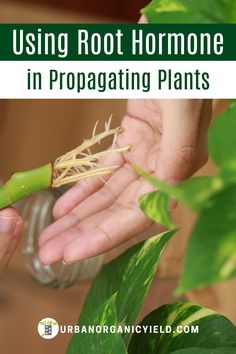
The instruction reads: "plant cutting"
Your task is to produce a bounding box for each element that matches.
[0,119,131,209]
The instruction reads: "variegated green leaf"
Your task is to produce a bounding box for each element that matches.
[171,348,236,354]
[142,0,236,24]
[140,191,173,229]
[128,301,236,354]
[76,230,176,344]
[136,166,224,213]
[67,294,127,354]
[177,185,236,294]
[209,102,236,170]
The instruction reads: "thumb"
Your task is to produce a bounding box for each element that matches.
[0,208,23,271]
[156,100,211,183]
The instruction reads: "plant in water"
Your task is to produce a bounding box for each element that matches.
[0,118,131,209]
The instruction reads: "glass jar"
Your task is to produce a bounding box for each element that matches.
[20,188,104,289]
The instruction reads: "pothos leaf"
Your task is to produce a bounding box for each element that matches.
[140,191,173,229]
[209,102,236,170]
[135,166,224,214]
[170,348,236,354]
[76,230,176,344]
[176,185,236,294]
[128,301,236,354]
[142,0,236,24]
[67,294,127,354]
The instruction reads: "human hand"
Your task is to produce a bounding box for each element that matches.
[0,208,23,272]
[39,99,212,265]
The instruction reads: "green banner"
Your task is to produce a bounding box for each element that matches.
[0,24,235,61]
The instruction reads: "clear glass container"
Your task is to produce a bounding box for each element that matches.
[20,188,104,289]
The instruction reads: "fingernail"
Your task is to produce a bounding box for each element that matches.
[0,216,17,234]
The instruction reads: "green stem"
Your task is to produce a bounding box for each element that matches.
[0,163,53,209]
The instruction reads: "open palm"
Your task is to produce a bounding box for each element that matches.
[39,99,211,265]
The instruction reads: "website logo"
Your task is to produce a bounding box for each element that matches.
[38,318,59,339]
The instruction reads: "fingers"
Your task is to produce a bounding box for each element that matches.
[196,99,212,166]
[212,99,228,118]
[138,15,147,24]
[156,99,211,182]
[0,208,23,272]
[63,206,148,264]
[72,164,137,220]
[39,163,137,247]
[53,177,106,221]
[53,148,125,220]
[39,179,153,265]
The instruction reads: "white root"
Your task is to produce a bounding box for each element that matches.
[52,120,132,188]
